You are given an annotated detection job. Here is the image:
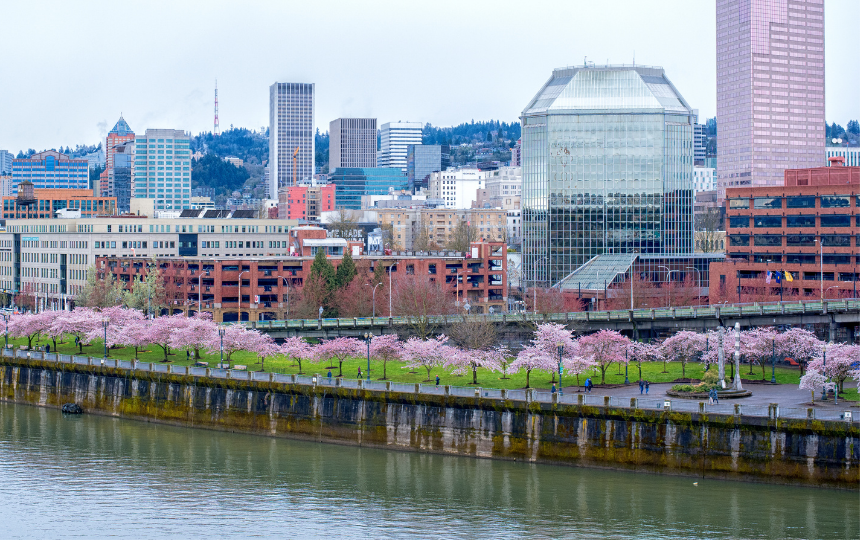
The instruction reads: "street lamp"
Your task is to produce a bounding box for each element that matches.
[658,266,679,308]
[2,312,8,349]
[821,342,827,401]
[219,326,225,368]
[556,343,564,396]
[367,282,382,318]
[102,319,109,360]
[825,286,839,300]
[363,332,372,382]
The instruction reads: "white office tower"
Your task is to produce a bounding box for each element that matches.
[378,121,422,172]
[0,150,13,175]
[330,118,377,169]
[269,82,315,197]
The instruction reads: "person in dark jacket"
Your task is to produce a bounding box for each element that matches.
[639,379,644,394]
[435,375,440,386]
[645,380,650,394]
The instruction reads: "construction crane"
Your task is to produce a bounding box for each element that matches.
[292,146,300,187]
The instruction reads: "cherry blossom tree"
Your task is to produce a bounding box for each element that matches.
[369,334,402,380]
[251,334,279,372]
[444,346,501,385]
[50,308,98,353]
[205,324,267,368]
[775,328,822,374]
[799,370,828,404]
[577,330,629,384]
[281,337,313,374]
[807,343,860,394]
[629,341,662,382]
[660,331,707,378]
[739,327,779,379]
[115,318,152,359]
[83,307,144,357]
[510,346,553,389]
[314,337,362,377]
[169,313,217,361]
[402,335,450,382]
[564,355,597,387]
[7,312,45,348]
[146,314,189,361]
[525,323,582,386]
[33,310,63,351]
[491,345,514,380]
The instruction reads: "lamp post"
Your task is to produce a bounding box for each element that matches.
[367,282,382,318]
[2,312,8,349]
[821,343,827,401]
[686,266,701,304]
[219,326,225,368]
[556,343,564,396]
[363,332,372,382]
[388,261,394,317]
[198,270,209,314]
[102,319,109,360]
[658,266,679,308]
[825,286,839,300]
[624,348,629,384]
[238,270,247,322]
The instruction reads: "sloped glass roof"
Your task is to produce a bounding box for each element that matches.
[523,66,691,116]
[554,254,637,291]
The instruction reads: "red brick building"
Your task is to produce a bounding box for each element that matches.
[708,160,859,303]
[98,226,507,321]
[2,188,117,219]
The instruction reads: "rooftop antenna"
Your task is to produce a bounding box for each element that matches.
[633,52,635,67]
[214,80,220,136]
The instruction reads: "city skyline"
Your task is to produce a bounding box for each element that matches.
[0,0,857,152]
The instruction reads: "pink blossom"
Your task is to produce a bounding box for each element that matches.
[146,314,189,361]
[169,314,218,360]
[281,336,313,374]
[775,328,822,368]
[314,337,362,377]
[205,323,267,367]
[807,343,860,393]
[510,346,553,388]
[577,329,629,384]
[369,334,403,380]
[49,308,98,352]
[661,330,708,378]
[402,335,450,382]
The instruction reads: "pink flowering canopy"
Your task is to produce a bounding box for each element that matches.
[577,329,629,384]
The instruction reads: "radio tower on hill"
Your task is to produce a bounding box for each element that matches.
[214,80,220,135]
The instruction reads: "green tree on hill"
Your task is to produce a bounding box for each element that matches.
[335,250,357,288]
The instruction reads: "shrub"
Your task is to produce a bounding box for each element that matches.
[672,384,695,392]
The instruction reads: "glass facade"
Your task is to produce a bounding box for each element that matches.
[329,168,407,210]
[132,130,192,211]
[521,66,694,286]
[11,151,89,192]
[406,145,449,191]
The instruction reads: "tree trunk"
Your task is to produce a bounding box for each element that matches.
[382,358,388,380]
[525,369,531,389]
[425,366,432,382]
[761,363,766,380]
[662,359,668,373]
[600,364,609,384]
[682,360,686,378]
[472,365,478,385]
[338,359,343,378]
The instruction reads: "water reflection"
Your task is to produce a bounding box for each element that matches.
[0,402,855,539]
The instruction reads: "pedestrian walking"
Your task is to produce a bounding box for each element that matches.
[585,378,592,393]
[713,389,719,404]
[645,380,650,394]
[357,366,362,378]
[638,379,644,395]
[327,370,332,383]
[708,388,715,405]
[435,375,440,386]
[551,383,557,394]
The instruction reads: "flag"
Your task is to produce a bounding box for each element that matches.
[766,271,771,284]
[784,270,794,282]
[774,272,782,284]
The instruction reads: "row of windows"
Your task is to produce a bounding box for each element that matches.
[729,214,855,228]
[729,195,858,209]
[728,253,857,266]
[728,234,857,247]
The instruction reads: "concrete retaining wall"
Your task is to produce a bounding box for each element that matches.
[1,357,856,488]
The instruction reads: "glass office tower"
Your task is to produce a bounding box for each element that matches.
[521,65,695,286]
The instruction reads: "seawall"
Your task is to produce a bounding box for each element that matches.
[1,356,857,489]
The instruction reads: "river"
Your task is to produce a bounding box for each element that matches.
[0,401,855,539]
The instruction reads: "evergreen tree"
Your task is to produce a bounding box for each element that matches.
[309,249,336,291]
[335,249,357,288]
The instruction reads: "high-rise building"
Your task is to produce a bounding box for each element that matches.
[11,151,89,193]
[329,118,376,169]
[377,121,422,172]
[428,167,488,209]
[693,167,716,193]
[0,150,13,175]
[132,129,192,211]
[269,82,315,197]
[278,184,335,220]
[716,0,825,201]
[511,139,522,167]
[694,123,707,164]
[111,141,133,213]
[521,65,695,286]
[406,144,449,191]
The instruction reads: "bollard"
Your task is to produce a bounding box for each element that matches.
[630,397,637,409]
[699,402,705,413]
[603,396,611,408]
[185,366,190,376]
[226,370,231,380]
[385,381,392,391]
[734,403,742,416]
[500,389,508,400]
[357,379,364,389]
[807,408,815,419]
[205,368,211,378]
[444,385,451,396]
[663,400,672,411]
[336,378,343,387]
[552,392,558,404]
[769,403,779,420]
[291,374,297,383]
[577,394,584,406]
[269,372,274,383]
[475,388,481,398]
[415,383,421,394]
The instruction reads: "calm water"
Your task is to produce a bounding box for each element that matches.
[0,402,856,539]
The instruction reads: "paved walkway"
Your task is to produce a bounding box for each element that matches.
[555,381,857,410]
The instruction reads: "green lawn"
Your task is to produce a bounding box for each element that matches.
[9,335,805,391]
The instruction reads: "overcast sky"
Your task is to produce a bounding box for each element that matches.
[1,0,857,153]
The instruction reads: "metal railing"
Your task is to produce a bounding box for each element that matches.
[247,299,859,331]
[2,347,856,423]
